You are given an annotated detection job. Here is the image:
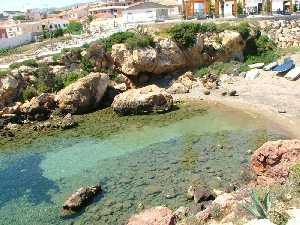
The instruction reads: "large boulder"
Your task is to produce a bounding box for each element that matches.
[63,185,101,211]
[112,85,173,115]
[127,207,176,225]
[0,74,24,109]
[56,72,109,114]
[251,140,300,185]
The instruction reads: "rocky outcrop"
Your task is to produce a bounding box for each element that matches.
[251,140,300,185]
[63,185,101,211]
[56,72,109,114]
[20,93,57,120]
[111,31,244,77]
[0,74,24,109]
[112,85,173,115]
[127,207,176,225]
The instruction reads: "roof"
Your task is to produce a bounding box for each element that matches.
[150,0,181,6]
[94,12,114,19]
[125,2,172,10]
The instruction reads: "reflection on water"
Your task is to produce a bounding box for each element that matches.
[0,104,288,225]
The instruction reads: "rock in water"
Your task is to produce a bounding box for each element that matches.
[127,207,176,225]
[285,67,300,81]
[251,140,300,185]
[112,85,173,115]
[56,73,109,114]
[63,185,101,211]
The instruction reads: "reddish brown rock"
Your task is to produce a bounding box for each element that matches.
[251,140,300,185]
[127,207,176,225]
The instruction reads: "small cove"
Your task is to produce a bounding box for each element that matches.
[0,102,289,225]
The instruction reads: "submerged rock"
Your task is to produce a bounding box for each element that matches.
[127,206,176,225]
[56,72,109,114]
[63,185,101,211]
[251,140,300,185]
[112,85,173,115]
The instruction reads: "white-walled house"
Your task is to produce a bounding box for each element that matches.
[123,2,172,25]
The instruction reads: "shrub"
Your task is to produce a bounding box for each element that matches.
[67,21,83,35]
[168,22,219,48]
[256,35,276,54]
[125,34,154,50]
[0,70,9,78]
[102,32,135,51]
[61,71,87,87]
[9,59,38,69]
[290,163,300,184]
[81,56,95,73]
[244,190,271,219]
[237,2,244,15]
[52,53,63,64]
[237,22,250,40]
[245,50,279,64]
[168,23,201,48]
[21,86,38,102]
[269,210,290,225]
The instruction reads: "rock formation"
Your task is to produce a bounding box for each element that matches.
[112,85,173,115]
[56,72,109,114]
[63,185,101,211]
[251,140,300,185]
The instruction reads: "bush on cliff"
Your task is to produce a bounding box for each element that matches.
[168,23,201,48]
[9,59,39,69]
[61,70,88,87]
[101,31,154,51]
[20,86,38,102]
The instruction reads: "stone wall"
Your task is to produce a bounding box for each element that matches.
[259,19,300,48]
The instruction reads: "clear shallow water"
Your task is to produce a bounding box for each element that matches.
[0,104,288,225]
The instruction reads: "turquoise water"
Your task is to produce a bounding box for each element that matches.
[0,104,288,225]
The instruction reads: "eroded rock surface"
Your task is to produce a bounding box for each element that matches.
[251,140,300,185]
[56,72,109,114]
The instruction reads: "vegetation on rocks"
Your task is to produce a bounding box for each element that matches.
[101,31,154,51]
[9,59,39,69]
[66,21,83,35]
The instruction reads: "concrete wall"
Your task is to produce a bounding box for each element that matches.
[0,32,32,49]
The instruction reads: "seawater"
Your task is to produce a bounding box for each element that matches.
[0,103,288,225]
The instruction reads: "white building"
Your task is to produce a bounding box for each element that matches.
[43,18,69,31]
[123,2,172,25]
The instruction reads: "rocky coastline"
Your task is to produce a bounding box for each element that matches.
[1,21,300,225]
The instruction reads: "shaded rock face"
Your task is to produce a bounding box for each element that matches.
[56,72,109,114]
[63,185,101,211]
[112,85,173,115]
[20,93,57,120]
[0,74,24,109]
[251,140,300,185]
[127,207,176,225]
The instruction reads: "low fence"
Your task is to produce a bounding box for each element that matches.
[0,33,33,49]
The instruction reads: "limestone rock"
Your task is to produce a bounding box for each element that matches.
[127,206,176,225]
[56,72,109,114]
[285,67,300,81]
[264,62,278,71]
[20,93,57,120]
[167,82,189,94]
[248,63,264,69]
[112,85,173,115]
[63,185,101,211]
[0,74,24,109]
[251,140,300,185]
[187,185,216,203]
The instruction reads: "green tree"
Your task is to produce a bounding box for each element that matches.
[13,15,26,21]
[237,2,244,15]
[67,21,83,35]
[294,4,298,12]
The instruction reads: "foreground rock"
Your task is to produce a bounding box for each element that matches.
[56,72,109,114]
[20,93,57,120]
[63,185,101,211]
[112,85,173,115]
[251,140,300,185]
[127,207,176,225]
[187,185,215,203]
